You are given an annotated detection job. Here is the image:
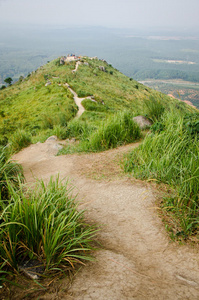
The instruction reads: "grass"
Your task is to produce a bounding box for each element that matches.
[0,146,24,199]
[86,111,141,151]
[1,56,190,152]
[0,176,97,276]
[9,129,32,153]
[124,108,199,238]
[60,111,141,154]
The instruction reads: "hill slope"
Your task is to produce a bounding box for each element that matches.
[0,56,194,148]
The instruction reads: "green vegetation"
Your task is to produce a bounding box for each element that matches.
[9,129,32,153]
[0,61,78,148]
[0,176,96,276]
[124,107,199,239]
[4,77,13,86]
[59,112,141,154]
[0,55,198,256]
[86,111,141,151]
[0,146,24,199]
[1,56,184,153]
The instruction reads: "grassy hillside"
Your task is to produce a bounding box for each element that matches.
[0,56,195,151]
[0,56,199,287]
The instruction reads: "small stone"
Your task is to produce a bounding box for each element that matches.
[45,81,51,87]
[99,66,106,72]
[19,260,45,280]
[46,135,58,142]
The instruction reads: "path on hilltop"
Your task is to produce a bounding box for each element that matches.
[65,83,96,118]
[12,138,199,300]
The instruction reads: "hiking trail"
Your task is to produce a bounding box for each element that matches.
[12,138,199,300]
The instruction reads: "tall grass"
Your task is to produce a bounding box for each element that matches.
[9,129,32,153]
[0,176,96,273]
[124,109,199,236]
[66,119,93,139]
[0,146,24,199]
[144,95,165,122]
[87,111,141,151]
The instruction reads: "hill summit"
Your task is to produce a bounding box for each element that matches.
[0,55,196,149]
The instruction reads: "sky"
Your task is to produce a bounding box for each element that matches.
[0,0,199,30]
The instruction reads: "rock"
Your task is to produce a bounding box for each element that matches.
[45,81,51,87]
[99,66,106,72]
[84,62,89,66]
[60,56,66,65]
[133,116,152,129]
[19,260,45,280]
[46,135,58,142]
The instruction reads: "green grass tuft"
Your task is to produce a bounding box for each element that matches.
[124,109,199,237]
[0,176,97,273]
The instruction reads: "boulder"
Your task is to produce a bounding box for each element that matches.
[133,116,152,129]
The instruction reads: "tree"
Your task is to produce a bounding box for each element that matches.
[4,77,13,86]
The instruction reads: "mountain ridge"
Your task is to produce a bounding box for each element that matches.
[0,55,196,149]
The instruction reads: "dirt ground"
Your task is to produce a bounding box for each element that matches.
[4,138,199,299]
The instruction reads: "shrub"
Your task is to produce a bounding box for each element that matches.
[0,177,96,273]
[151,122,165,133]
[183,112,199,137]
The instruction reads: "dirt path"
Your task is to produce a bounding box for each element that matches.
[12,138,199,299]
[72,61,81,73]
[67,84,96,117]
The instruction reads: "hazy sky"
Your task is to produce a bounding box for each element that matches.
[0,0,199,29]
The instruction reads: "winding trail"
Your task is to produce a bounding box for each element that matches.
[72,61,81,73]
[66,83,95,117]
[12,138,199,299]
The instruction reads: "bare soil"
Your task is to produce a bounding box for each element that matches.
[5,138,199,299]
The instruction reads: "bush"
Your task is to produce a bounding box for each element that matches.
[0,177,96,273]
[183,112,199,137]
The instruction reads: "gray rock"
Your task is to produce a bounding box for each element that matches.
[19,260,45,280]
[99,66,106,72]
[46,135,58,142]
[133,116,152,129]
